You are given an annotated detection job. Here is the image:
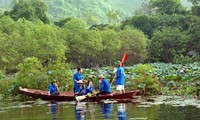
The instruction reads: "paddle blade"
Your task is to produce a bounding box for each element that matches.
[75,95,87,102]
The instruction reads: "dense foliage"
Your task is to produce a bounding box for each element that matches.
[0,0,145,22]
[0,0,199,98]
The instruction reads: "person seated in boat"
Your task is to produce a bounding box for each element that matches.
[85,81,94,96]
[48,80,60,95]
[96,75,111,96]
[74,80,86,96]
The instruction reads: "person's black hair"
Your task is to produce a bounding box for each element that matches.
[51,80,57,84]
[87,81,91,85]
[77,67,81,71]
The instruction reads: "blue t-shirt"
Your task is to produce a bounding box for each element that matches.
[75,85,85,94]
[99,79,111,93]
[85,85,94,95]
[73,72,83,88]
[116,67,125,85]
[48,84,57,94]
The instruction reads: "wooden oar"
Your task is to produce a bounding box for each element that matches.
[110,74,116,87]
[75,95,87,102]
[75,93,92,102]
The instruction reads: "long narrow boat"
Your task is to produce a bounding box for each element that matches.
[19,87,138,102]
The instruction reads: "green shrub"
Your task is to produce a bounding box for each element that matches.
[16,57,44,89]
[44,61,73,91]
[0,77,17,98]
[16,57,73,91]
[131,64,160,94]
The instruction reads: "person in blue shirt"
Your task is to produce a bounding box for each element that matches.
[73,68,84,93]
[96,75,111,96]
[85,81,94,95]
[74,80,86,96]
[115,61,125,94]
[48,80,60,95]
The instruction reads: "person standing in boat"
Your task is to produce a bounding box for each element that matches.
[73,68,86,92]
[85,81,94,95]
[74,80,86,96]
[48,80,60,95]
[96,75,111,96]
[114,61,125,94]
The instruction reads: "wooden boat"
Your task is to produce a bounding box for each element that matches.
[19,87,138,102]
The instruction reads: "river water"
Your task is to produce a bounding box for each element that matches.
[0,97,200,120]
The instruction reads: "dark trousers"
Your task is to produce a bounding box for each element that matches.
[76,92,84,96]
[51,91,60,96]
[96,91,110,96]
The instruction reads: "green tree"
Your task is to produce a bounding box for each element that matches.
[186,20,200,55]
[99,28,121,65]
[54,17,72,28]
[85,13,98,26]
[149,0,186,15]
[118,26,148,63]
[10,0,49,24]
[44,61,73,91]
[106,10,121,24]
[188,0,200,5]
[63,19,103,67]
[122,15,160,38]
[149,27,186,62]
[0,17,66,72]
[188,0,200,16]
[135,0,156,16]
[16,57,44,88]
[191,5,200,16]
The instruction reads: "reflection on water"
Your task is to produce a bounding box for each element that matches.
[0,100,200,120]
[101,103,113,119]
[75,102,87,120]
[49,102,58,120]
[117,103,126,120]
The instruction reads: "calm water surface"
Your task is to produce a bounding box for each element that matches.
[0,99,200,120]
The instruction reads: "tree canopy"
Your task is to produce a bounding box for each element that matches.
[149,0,186,15]
[0,0,199,72]
[10,0,49,24]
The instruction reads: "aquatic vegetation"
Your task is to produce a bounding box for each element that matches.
[0,62,200,99]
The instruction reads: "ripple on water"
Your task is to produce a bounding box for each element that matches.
[129,117,148,120]
[21,101,36,105]
[0,111,6,113]
[137,104,151,108]
[196,104,200,109]
[8,105,33,109]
